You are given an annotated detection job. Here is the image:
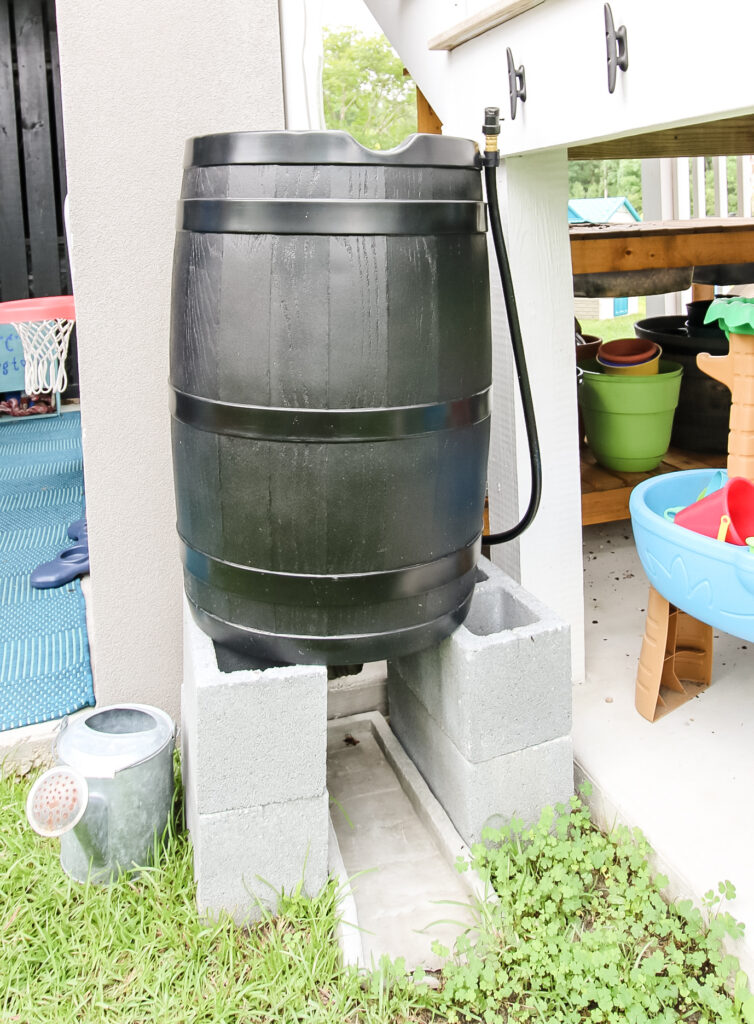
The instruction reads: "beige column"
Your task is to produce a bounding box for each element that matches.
[55,0,285,718]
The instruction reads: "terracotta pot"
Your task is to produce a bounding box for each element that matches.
[576,337,602,364]
[597,337,659,365]
[598,348,661,376]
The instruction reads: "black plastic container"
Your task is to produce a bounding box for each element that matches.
[634,315,730,454]
[169,131,491,664]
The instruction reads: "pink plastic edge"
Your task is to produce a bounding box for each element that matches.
[0,295,75,324]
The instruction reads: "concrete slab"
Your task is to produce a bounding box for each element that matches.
[577,520,754,976]
[0,716,63,775]
[327,713,481,971]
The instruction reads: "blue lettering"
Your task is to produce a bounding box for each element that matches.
[2,361,8,376]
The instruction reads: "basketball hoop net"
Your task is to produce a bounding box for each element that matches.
[0,296,76,396]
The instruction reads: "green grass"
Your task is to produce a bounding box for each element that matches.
[2,768,752,1024]
[0,767,433,1024]
[579,297,647,344]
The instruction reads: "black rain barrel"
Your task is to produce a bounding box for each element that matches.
[170,131,492,664]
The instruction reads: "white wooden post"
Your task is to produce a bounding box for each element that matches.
[643,159,673,316]
[736,156,752,217]
[486,149,585,682]
[674,158,691,220]
[713,156,729,217]
[642,157,690,315]
[673,157,692,310]
[278,0,325,130]
[691,157,706,218]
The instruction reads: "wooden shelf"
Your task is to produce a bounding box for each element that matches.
[572,218,744,526]
[569,113,754,161]
[570,218,754,277]
[581,447,726,526]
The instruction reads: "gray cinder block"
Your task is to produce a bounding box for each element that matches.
[182,598,328,814]
[181,597,329,921]
[189,790,330,923]
[388,556,571,762]
[389,679,573,846]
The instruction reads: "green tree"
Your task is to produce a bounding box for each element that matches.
[322,29,416,150]
[569,159,643,214]
[570,157,747,218]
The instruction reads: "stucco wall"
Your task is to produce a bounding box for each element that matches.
[55,0,285,719]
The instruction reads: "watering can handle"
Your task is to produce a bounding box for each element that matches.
[77,791,110,868]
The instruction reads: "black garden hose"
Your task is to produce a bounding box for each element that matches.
[481,109,542,544]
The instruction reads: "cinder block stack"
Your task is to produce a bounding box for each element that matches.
[181,599,329,921]
[387,556,574,845]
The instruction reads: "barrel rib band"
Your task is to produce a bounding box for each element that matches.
[170,387,491,442]
[178,198,487,235]
[186,594,473,663]
[185,131,480,170]
[180,535,482,605]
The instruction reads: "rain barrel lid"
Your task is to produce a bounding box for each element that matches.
[184,130,480,170]
[55,704,175,779]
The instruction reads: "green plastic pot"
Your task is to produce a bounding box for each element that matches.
[577,359,683,472]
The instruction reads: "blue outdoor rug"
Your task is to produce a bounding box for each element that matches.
[0,411,94,731]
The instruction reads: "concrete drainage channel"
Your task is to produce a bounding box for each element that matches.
[181,556,574,969]
[328,710,483,969]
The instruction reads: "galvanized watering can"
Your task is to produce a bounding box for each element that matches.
[26,704,175,883]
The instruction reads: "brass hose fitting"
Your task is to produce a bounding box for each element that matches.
[482,107,501,166]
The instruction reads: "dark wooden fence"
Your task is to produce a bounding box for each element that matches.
[0,0,70,302]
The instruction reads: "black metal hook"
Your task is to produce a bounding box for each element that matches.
[604,3,628,94]
[506,48,526,120]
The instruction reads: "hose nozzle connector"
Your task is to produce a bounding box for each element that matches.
[483,107,501,135]
[482,106,501,166]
